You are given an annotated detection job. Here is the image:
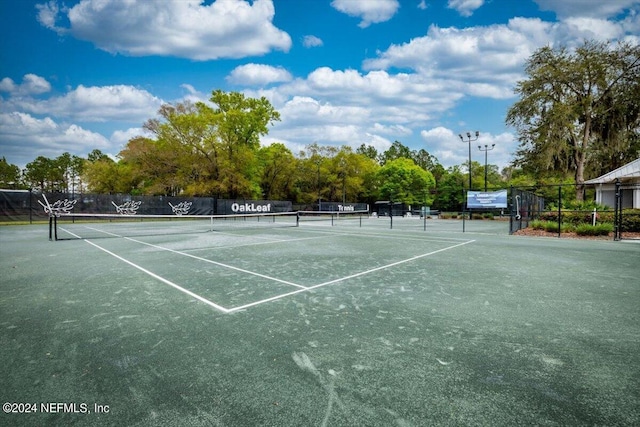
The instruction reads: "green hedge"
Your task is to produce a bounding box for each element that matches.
[538,209,640,232]
[575,223,614,236]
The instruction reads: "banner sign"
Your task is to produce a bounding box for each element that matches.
[467,190,507,209]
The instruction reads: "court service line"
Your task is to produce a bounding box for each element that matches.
[226,239,475,313]
[120,236,308,290]
[60,228,230,313]
[76,225,309,290]
[295,226,473,243]
[184,235,333,253]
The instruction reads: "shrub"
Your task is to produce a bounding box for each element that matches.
[621,209,640,232]
[529,220,546,230]
[575,223,613,236]
[539,211,558,222]
[529,220,573,233]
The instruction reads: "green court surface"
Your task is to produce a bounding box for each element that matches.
[1,217,639,426]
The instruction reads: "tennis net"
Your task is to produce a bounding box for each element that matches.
[49,211,300,240]
[296,210,370,227]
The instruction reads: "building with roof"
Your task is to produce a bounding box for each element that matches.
[584,158,640,208]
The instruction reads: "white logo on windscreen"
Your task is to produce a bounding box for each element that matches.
[169,201,192,215]
[112,201,141,215]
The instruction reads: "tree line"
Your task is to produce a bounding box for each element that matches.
[2,40,638,211]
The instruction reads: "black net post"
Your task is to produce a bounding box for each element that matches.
[48,216,58,241]
[462,189,466,232]
[509,186,514,234]
[614,179,621,241]
[557,185,562,238]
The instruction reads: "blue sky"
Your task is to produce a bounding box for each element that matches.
[1,0,639,171]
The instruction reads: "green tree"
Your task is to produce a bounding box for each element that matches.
[356,144,378,161]
[376,158,435,205]
[133,91,280,198]
[257,143,297,200]
[0,157,22,188]
[432,166,465,212]
[506,40,640,201]
[141,102,221,196]
[54,152,85,194]
[380,140,412,165]
[83,155,133,194]
[210,90,281,198]
[24,156,64,191]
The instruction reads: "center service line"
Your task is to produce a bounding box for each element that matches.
[226,239,475,313]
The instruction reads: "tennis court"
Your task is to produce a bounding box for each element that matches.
[1,216,638,426]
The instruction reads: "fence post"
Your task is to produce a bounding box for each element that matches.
[614,179,621,241]
[557,185,562,238]
[509,186,513,234]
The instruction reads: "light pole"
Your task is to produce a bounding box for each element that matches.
[458,131,479,190]
[478,143,495,192]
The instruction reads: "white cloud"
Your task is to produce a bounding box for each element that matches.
[362,23,538,99]
[0,74,52,96]
[362,15,637,101]
[35,1,65,33]
[110,127,152,149]
[557,17,625,41]
[227,64,293,86]
[4,84,163,123]
[447,0,484,17]
[279,96,369,125]
[36,0,292,60]
[0,112,111,166]
[534,0,640,19]
[331,0,400,28]
[370,122,412,137]
[302,35,324,48]
[417,1,428,11]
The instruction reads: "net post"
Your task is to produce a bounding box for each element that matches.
[614,179,621,241]
[509,186,513,235]
[54,216,58,241]
[296,212,300,227]
[462,189,466,233]
[423,209,426,231]
[557,185,562,238]
[49,216,53,241]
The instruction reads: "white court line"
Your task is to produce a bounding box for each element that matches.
[294,226,471,243]
[61,225,474,314]
[226,239,475,313]
[60,227,229,313]
[183,235,332,253]
[308,240,474,289]
[81,225,307,290]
